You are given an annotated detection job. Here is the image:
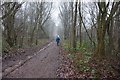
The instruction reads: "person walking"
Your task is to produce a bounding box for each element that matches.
[56,35,60,46]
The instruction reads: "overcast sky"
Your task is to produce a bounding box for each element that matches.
[51,2,60,27]
[51,1,62,37]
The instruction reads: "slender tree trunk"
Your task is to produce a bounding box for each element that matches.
[20,36,24,48]
[72,1,78,49]
[70,2,73,48]
[79,2,82,47]
[107,19,114,54]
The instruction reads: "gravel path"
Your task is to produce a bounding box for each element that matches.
[4,41,61,78]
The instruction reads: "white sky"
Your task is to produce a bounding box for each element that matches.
[51,2,60,26]
[51,1,61,37]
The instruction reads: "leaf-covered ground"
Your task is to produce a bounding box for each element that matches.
[57,46,120,79]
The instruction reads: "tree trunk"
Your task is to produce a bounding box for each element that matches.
[96,10,106,56]
[72,1,78,49]
[70,2,73,48]
[107,19,114,54]
[79,2,82,48]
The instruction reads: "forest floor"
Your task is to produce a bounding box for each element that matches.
[57,41,120,79]
[2,41,120,79]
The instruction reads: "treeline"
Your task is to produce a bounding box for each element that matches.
[59,1,120,57]
[1,2,55,52]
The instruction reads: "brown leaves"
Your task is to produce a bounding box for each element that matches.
[57,49,76,78]
[57,47,120,79]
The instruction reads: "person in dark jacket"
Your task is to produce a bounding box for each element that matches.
[56,35,60,46]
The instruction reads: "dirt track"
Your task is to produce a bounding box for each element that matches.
[4,42,61,78]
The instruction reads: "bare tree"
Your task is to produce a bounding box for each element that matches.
[1,2,23,48]
[96,1,120,56]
